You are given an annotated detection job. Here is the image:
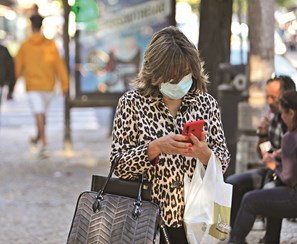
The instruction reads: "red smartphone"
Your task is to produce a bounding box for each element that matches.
[182,120,205,142]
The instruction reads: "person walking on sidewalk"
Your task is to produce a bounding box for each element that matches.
[0,43,16,102]
[14,14,69,157]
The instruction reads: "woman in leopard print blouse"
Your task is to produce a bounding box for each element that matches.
[110,26,230,244]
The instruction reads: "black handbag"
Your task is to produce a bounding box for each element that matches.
[67,156,161,244]
[91,175,153,201]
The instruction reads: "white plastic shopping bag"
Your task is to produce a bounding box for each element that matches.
[184,152,233,244]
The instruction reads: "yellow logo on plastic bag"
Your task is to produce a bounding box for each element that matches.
[209,202,231,241]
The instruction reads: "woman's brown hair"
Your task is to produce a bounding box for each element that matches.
[280,90,297,131]
[134,26,209,97]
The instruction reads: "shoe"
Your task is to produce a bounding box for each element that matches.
[30,137,38,153]
[39,147,49,159]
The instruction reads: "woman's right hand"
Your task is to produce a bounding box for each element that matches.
[147,134,191,161]
[262,151,276,170]
[257,116,269,136]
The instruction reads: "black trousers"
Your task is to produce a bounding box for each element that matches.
[160,224,188,244]
[230,185,297,243]
[225,167,268,227]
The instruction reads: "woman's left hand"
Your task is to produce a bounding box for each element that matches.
[262,152,277,170]
[183,132,211,165]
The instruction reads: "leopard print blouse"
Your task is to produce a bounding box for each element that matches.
[110,89,230,228]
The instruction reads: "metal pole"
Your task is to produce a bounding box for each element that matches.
[62,0,72,151]
[237,0,244,64]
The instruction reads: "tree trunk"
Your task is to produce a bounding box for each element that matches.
[198,0,233,98]
[235,0,275,174]
[248,0,275,107]
[62,0,72,151]
[62,0,70,72]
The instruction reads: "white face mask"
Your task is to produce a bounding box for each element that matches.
[160,73,193,99]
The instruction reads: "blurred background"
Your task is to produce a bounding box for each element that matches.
[1,0,297,193]
[0,1,297,243]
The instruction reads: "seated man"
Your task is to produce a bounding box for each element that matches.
[228,90,297,244]
[226,76,296,231]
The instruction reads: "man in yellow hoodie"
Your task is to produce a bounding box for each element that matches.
[15,14,69,157]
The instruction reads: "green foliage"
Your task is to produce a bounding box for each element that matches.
[177,0,200,5]
[176,0,200,12]
[276,0,296,9]
[233,0,248,16]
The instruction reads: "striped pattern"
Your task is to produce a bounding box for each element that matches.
[67,192,160,244]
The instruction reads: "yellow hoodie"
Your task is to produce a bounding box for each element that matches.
[15,33,69,93]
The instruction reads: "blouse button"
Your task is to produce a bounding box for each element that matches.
[170,180,182,189]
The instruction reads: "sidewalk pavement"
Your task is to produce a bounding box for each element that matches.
[0,91,113,244]
[0,94,296,243]
[0,122,112,244]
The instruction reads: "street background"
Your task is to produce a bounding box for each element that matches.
[0,1,297,243]
[0,80,113,243]
[0,78,297,244]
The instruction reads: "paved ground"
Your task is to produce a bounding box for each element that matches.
[0,128,112,244]
[0,87,113,244]
[0,85,296,243]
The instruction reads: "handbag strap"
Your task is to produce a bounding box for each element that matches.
[98,155,122,195]
[92,154,146,217]
[92,155,121,212]
[131,173,145,219]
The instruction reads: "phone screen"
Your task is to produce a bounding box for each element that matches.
[259,141,273,153]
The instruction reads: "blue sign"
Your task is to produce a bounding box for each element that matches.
[77,0,174,95]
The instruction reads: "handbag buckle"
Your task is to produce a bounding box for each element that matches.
[92,193,104,213]
[132,201,142,219]
[170,180,182,189]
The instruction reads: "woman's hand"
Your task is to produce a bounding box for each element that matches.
[148,133,193,161]
[183,132,211,165]
[257,116,270,136]
[262,151,277,170]
[272,148,282,158]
